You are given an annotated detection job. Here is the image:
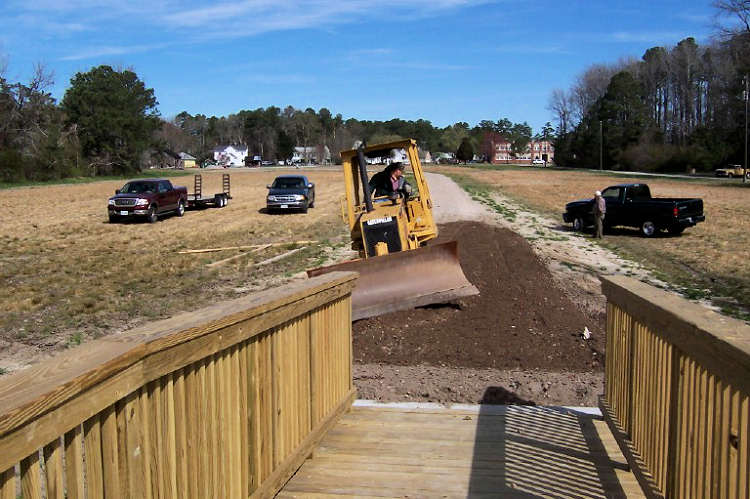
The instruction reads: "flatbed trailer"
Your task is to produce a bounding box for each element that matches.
[186,173,232,208]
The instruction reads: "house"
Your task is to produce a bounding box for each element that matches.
[292,146,331,165]
[213,145,248,167]
[179,152,197,169]
[419,150,433,164]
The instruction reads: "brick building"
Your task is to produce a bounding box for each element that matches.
[482,132,555,165]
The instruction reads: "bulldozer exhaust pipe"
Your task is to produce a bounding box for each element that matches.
[357,144,374,213]
[307,241,479,320]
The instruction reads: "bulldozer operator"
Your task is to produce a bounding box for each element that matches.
[368,162,412,201]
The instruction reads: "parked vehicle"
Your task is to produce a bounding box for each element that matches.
[108,179,188,223]
[715,164,749,178]
[562,183,705,237]
[532,158,545,165]
[266,175,315,213]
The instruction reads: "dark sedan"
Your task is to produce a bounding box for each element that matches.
[266,175,315,213]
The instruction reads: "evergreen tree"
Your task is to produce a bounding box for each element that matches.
[456,137,474,163]
[62,65,159,175]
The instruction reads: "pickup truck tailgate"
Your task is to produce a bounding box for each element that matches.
[676,198,703,218]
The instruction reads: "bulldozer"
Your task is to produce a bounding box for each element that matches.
[307,139,478,320]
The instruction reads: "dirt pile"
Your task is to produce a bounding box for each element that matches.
[353,221,605,372]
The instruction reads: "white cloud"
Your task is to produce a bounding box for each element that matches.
[60,44,167,61]
[162,0,495,35]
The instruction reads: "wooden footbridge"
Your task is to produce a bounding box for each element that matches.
[0,272,748,498]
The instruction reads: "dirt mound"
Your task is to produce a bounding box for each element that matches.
[353,221,605,372]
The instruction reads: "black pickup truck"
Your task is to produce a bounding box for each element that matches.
[563,183,705,237]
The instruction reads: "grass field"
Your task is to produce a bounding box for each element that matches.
[0,169,349,366]
[437,165,750,320]
[2,165,748,373]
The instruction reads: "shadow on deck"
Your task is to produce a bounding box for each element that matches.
[280,392,645,498]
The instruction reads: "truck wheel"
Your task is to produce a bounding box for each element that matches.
[176,200,185,217]
[108,214,118,223]
[573,217,585,232]
[641,220,656,237]
[147,205,158,223]
[222,195,229,207]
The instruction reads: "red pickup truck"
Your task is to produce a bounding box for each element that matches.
[107,178,188,223]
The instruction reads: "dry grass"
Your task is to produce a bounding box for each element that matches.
[0,169,349,360]
[437,165,750,319]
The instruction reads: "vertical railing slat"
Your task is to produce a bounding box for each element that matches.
[729,388,740,499]
[259,332,273,482]
[184,364,199,498]
[115,398,130,498]
[83,414,104,499]
[0,467,15,499]
[43,437,64,499]
[247,337,260,493]
[64,425,85,499]
[238,342,250,498]
[229,347,241,499]
[197,359,211,499]
[163,373,178,499]
[738,393,749,499]
[20,451,42,499]
[173,368,189,499]
[712,378,725,498]
[206,355,220,498]
[100,404,121,499]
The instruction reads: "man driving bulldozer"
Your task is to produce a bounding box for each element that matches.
[368,162,412,201]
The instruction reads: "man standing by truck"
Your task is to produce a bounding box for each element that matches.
[593,190,606,238]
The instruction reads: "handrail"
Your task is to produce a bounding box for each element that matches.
[0,271,357,498]
[601,275,750,498]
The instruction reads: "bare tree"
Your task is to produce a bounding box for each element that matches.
[547,88,573,133]
[714,0,750,35]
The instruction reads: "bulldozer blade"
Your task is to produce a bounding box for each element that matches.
[307,241,479,320]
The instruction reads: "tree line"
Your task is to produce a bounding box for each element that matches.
[549,2,750,172]
[0,59,544,182]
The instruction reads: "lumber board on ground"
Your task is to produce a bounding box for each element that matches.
[178,240,319,254]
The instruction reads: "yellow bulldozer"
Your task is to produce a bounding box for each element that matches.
[308,139,478,320]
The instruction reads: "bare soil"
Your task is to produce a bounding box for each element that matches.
[353,221,605,371]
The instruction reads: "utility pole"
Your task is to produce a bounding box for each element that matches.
[745,75,748,184]
[599,120,603,171]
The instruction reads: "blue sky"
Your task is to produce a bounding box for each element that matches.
[0,0,715,133]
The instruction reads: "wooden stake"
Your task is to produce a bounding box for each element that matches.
[206,245,273,268]
[180,241,318,254]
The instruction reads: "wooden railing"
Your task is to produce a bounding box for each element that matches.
[0,271,357,499]
[601,275,749,499]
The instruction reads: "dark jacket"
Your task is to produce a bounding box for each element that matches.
[369,170,410,198]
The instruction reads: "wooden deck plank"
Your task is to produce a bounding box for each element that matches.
[282,406,645,498]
